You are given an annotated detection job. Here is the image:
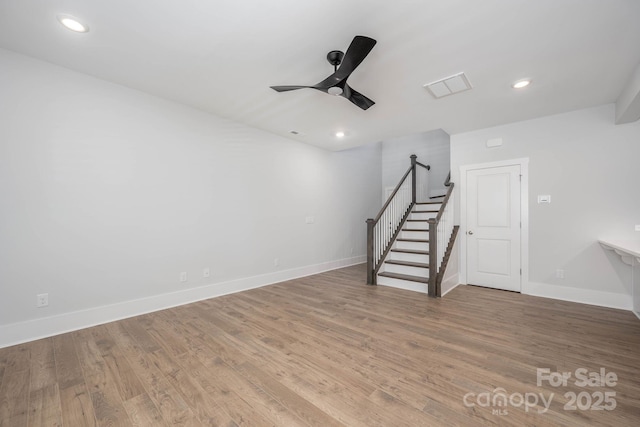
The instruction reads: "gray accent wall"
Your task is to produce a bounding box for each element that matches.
[381,129,450,199]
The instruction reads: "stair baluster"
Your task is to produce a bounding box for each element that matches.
[367,160,458,297]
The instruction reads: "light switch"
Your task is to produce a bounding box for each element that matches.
[537,195,551,204]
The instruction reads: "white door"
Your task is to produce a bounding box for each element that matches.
[466,165,521,292]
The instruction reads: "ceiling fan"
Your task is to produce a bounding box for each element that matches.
[270,35,377,110]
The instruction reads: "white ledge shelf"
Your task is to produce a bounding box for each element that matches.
[599,240,640,266]
[600,239,640,320]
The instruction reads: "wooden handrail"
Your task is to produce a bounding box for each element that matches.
[434,183,454,223]
[428,181,454,296]
[374,165,413,222]
[435,225,460,296]
[415,161,431,171]
[373,158,433,224]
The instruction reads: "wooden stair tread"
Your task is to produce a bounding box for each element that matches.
[413,210,439,213]
[378,272,429,284]
[385,260,429,268]
[397,238,429,243]
[415,202,442,205]
[390,249,429,255]
[406,219,429,222]
[402,228,428,232]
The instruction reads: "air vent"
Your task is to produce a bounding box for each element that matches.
[424,72,472,99]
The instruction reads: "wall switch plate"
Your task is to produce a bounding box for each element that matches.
[556,269,564,279]
[203,268,210,278]
[635,225,640,232]
[305,216,315,224]
[274,258,279,267]
[180,272,188,282]
[37,293,49,307]
[537,195,551,203]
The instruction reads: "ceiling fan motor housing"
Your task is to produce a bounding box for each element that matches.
[327,50,344,67]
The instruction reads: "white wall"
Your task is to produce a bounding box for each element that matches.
[0,49,382,346]
[451,104,640,308]
[381,129,450,199]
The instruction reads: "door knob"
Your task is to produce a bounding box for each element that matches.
[467,230,474,235]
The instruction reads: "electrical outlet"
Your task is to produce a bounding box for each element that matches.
[274,258,279,267]
[305,216,315,224]
[180,272,188,282]
[37,293,49,307]
[635,225,640,232]
[556,269,564,279]
[350,247,354,255]
[203,268,210,278]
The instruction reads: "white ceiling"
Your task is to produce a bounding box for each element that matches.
[1,0,639,150]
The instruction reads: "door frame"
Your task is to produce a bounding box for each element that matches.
[459,158,529,292]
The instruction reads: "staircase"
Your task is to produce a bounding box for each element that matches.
[366,155,457,297]
[377,199,442,293]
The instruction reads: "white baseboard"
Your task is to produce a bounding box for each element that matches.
[523,281,632,311]
[441,273,461,297]
[0,256,366,349]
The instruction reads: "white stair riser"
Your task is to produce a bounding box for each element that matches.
[383,263,429,276]
[388,252,429,263]
[377,276,429,294]
[404,221,429,230]
[415,204,442,211]
[410,212,437,221]
[401,230,429,239]
[395,240,429,251]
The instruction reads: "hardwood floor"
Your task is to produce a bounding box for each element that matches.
[1,263,639,426]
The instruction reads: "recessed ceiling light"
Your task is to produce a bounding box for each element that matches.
[335,131,345,138]
[512,79,531,89]
[57,14,89,33]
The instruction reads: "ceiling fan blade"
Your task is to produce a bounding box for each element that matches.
[312,76,340,91]
[342,84,375,110]
[335,36,377,79]
[306,36,377,91]
[270,85,311,92]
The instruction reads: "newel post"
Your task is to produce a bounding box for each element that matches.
[428,218,437,297]
[410,154,417,204]
[366,218,375,285]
